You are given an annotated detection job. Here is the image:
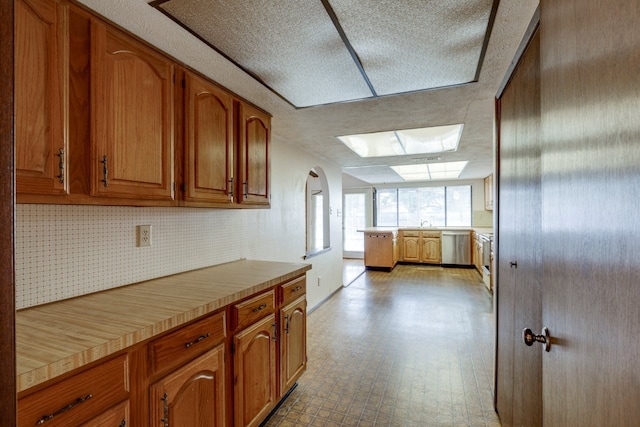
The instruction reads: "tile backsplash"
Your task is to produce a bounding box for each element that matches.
[16,204,250,309]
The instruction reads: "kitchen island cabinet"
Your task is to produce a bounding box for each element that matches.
[364,230,398,270]
[16,260,311,427]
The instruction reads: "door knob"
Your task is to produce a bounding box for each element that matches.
[522,326,551,352]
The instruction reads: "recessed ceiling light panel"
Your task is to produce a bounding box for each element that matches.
[391,161,468,181]
[337,124,463,158]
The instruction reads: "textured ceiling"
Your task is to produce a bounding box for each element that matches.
[154,0,496,107]
[77,0,539,184]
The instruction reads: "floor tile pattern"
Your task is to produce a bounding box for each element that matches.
[264,264,500,427]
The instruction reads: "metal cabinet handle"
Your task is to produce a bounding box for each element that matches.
[56,148,65,184]
[160,392,169,427]
[252,304,267,313]
[228,177,234,201]
[119,420,126,427]
[35,394,93,425]
[243,181,248,199]
[292,286,302,293]
[284,315,290,334]
[272,322,278,342]
[509,260,518,268]
[101,155,109,187]
[184,333,211,348]
[522,327,551,352]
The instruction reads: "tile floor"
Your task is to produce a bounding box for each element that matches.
[342,258,365,286]
[264,264,500,427]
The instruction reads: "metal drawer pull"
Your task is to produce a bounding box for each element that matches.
[252,304,267,313]
[35,394,93,425]
[272,323,278,341]
[119,420,126,427]
[284,315,290,333]
[185,333,211,348]
[291,286,302,292]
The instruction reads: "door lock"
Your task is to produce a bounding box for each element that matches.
[522,326,551,352]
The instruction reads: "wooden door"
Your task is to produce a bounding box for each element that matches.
[233,315,277,427]
[15,0,68,196]
[236,101,270,207]
[150,345,226,427]
[421,238,441,264]
[539,0,640,424]
[91,22,174,200]
[496,27,542,426]
[280,297,307,395]
[401,236,419,262]
[183,70,234,205]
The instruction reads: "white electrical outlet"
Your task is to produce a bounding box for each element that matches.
[137,225,152,247]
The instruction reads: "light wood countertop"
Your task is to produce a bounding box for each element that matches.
[16,259,311,393]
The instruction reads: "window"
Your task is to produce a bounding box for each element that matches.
[306,167,331,257]
[375,185,471,227]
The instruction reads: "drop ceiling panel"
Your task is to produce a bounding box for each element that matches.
[156,0,373,107]
[327,0,495,95]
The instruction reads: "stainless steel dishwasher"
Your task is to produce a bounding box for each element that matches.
[441,231,471,265]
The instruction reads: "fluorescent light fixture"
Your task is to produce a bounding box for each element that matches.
[338,124,463,158]
[391,161,468,181]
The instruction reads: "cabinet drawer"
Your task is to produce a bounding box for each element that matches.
[401,230,420,237]
[18,354,129,427]
[281,276,306,306]
[149,310,226,376]
[422,231,441,238]
[233,290,275,331]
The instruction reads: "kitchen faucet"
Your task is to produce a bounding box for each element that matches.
[420,219,432,227]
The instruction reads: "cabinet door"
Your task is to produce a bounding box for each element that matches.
[421,238,441,264]
[79,400,128,427]
[150,345,226,427]
[233,315,277,427]
[91,22,174,200]
[183,70,234,205]
[484,174,494,210]
[236,101,270,207]
[15,0,68,196]
[401,236,420,262]
[280,297,307,395]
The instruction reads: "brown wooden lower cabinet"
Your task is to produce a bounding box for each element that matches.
[150,345,226,427]
[233,314,278,427]
[280,297,307,394]
[17,275,307,427]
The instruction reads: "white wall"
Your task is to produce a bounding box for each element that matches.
[15,138,344,310]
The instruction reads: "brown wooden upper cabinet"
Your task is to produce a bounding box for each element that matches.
[90,20,175,201]
[14,0,271,208]
[15,0,68,196]
[181,69,235,206]
[484,174,494,211]
[236,102,271,207]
